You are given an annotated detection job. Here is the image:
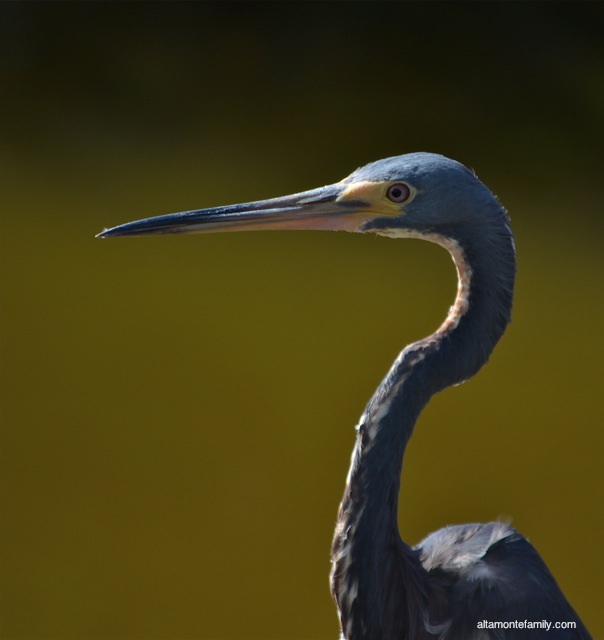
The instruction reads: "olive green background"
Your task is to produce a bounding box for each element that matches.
[1,3,602,639]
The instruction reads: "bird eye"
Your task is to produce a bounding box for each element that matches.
[386,183,411,203]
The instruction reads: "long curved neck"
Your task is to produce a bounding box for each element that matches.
[330,212,515,640]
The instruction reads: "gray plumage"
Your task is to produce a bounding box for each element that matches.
[98,153,590,639]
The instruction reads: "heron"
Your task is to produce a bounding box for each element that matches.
[98,153,590,639]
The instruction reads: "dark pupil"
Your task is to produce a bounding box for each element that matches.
[391,188,402,199]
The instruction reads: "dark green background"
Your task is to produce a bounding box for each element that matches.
[1,3,602,639]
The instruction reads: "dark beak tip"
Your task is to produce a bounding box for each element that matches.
[96,227,122,239]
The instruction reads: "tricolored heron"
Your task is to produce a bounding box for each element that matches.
[98,153,589,639]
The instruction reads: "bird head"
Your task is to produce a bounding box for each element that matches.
[96,153,498,241]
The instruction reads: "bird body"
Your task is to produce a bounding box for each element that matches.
[99,153,590,639]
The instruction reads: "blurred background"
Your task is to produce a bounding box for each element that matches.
[1,3,602,639]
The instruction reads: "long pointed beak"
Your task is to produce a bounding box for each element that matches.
[96,183,372,239]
